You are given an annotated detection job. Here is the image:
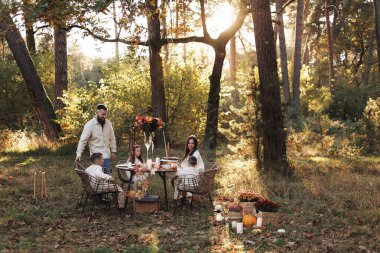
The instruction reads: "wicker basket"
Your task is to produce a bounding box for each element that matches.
[262,211,280,225]
[133,195,160,213]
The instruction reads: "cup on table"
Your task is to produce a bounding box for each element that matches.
[155,157,160,166]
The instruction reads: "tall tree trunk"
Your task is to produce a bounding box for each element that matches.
[22,0,35,54]
[147,0,167,147]
[175,0,179,39]
[332,0,340,30]
[54,26,68,111]
[292,0,304,116]
[161,1,169,67]
[182,1,187,62]
[251,0,289,173]
[374,0,380,74]
[303,32,310,65]
[25,22,35,53]
[229,35,240,103]
[204,47,225,152]
[301,0,310,65]
[201,1,247,154]
[325,0,335,89]
[148,46,166,122]
[229,35,237,83]
[113,1,119,63]
[363,31,376,86]
[0,12,61,141]
[276,0,291,105]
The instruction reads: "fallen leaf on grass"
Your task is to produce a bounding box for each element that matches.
[17,220,26,226]
[305,233,313,240]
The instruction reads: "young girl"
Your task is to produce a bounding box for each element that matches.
[127,145,148,175]
[128,145,144,167]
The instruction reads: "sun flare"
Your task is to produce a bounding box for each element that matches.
[206,2,236,37]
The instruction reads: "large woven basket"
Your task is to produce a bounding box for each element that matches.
[133,195,160,213]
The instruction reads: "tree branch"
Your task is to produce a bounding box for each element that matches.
[217,7,249,44]
[200,0,210,38]
[34,24,50,34]
[69,24,149,46]
[162,36,213,46]
[274,0,296,14]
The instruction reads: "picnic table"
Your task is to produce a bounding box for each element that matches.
[115,161,177,210]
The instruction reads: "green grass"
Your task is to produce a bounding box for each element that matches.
[0,148,379,252]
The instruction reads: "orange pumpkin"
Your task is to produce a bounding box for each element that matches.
[242,214,257,227]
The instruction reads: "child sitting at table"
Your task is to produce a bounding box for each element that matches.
[172,156,200,203]
[127,145,149,178]
[85,153,127,208]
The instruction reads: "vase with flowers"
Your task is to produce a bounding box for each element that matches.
[133,115,165,160]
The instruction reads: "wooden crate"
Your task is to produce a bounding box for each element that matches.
[133,195,160,213]
[262,211,280,225]
[228,211,243,221]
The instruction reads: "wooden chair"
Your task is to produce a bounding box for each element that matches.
[116,160,133,190]
[75,163,120,218]
[174,163,218,214]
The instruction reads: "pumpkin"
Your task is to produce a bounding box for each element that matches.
[242,214,257,227]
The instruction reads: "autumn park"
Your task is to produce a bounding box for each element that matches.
[0,0,379,252]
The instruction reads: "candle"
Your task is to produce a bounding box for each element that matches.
[216,213,223,221]
[237,222,243,234]
[42,172,47,198]
[256,217,263,227]
[231,221,237,230]
[147,159,152,170]
[40,171,43,198]
[33,172,36,199]
[155,157,160,166]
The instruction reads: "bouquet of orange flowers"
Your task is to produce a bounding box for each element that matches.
[133,115,165,134]
[238,190,263,202]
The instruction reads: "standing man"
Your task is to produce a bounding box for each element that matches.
[75,104,117,172]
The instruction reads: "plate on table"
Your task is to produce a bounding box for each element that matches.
[161,157,179,162]
[161,164,171,170]
[117,163,135,169]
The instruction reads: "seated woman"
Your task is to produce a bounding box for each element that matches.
[172,135,205,200]
[85,153,126,208]
[180,135,204,172]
